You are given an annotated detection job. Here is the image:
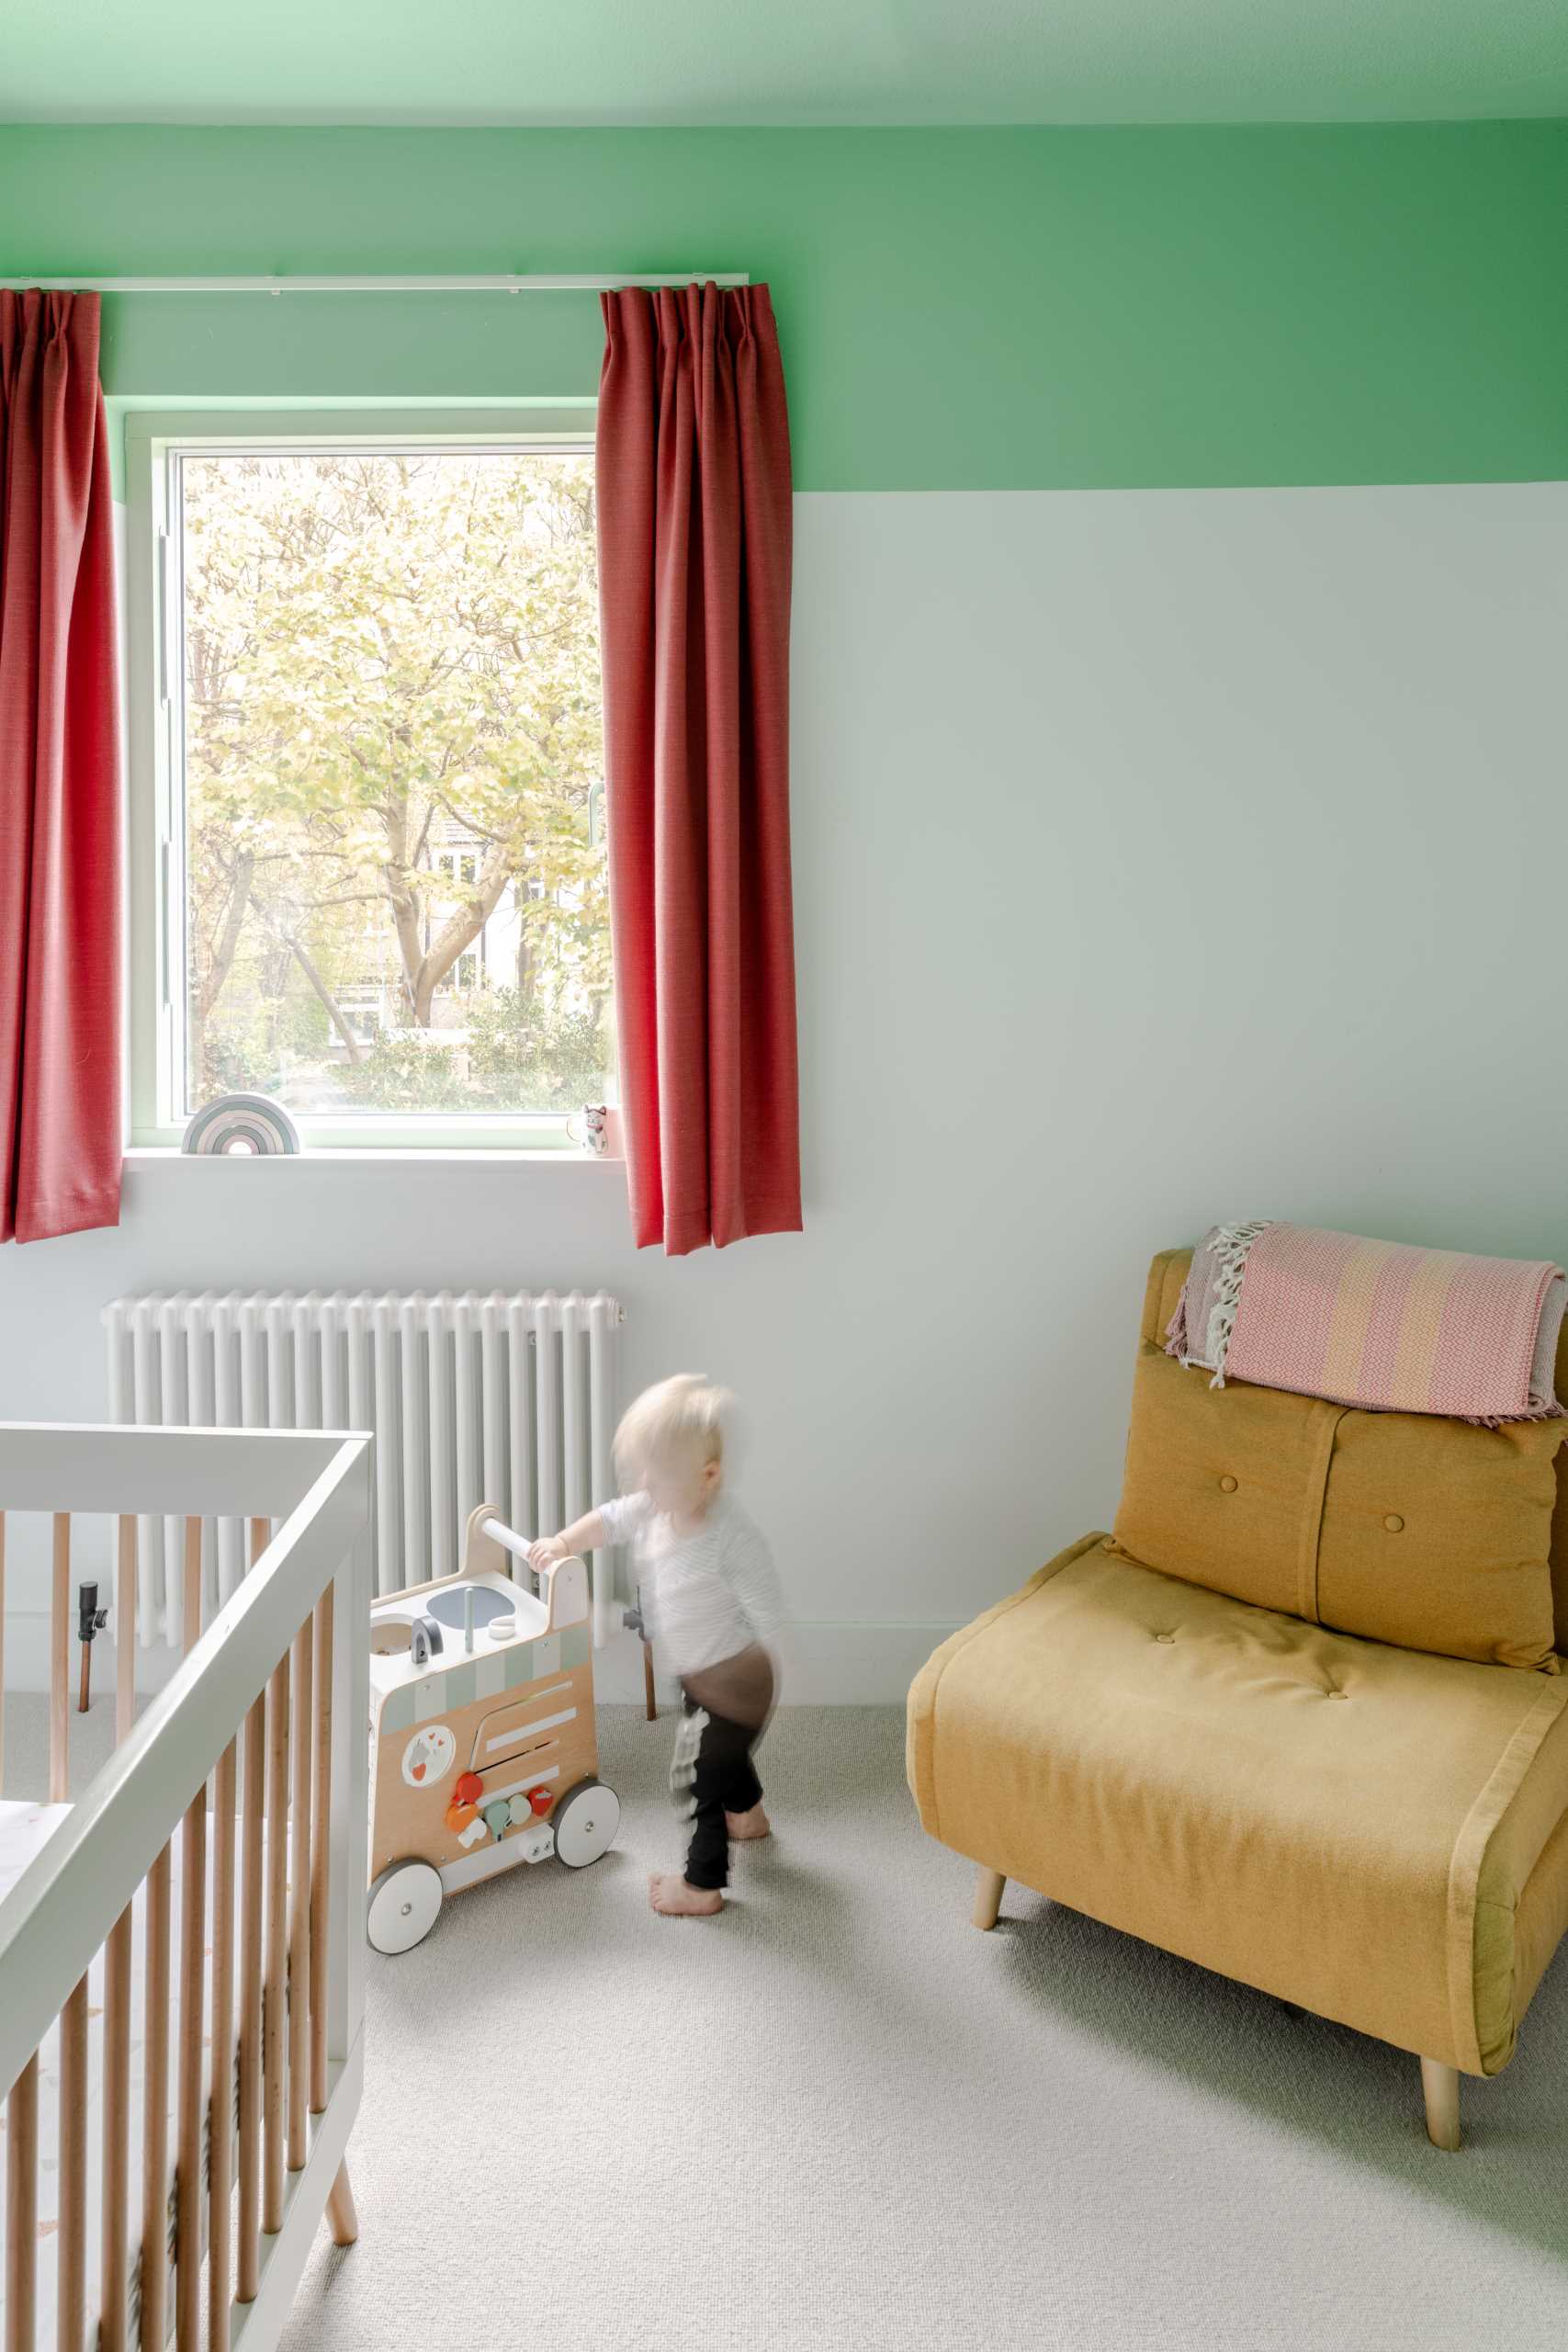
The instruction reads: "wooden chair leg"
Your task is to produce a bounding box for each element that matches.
[972,1866,1006,1931]
[1420,2057,1461,2152]
[325,2160,359,2246]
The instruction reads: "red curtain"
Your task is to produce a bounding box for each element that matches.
[0,290,121,1244]
[596,283,800,1256]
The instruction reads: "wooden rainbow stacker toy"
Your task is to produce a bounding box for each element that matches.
[367,1506,619,1952]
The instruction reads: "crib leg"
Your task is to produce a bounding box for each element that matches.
[973,1866,1006,1931]
[643,1639,658,1724]
[325,2160,359,2247]
[1420,2058,1461,2152]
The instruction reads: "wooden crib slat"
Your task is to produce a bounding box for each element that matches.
[288,1619,313,2173]
[175,1809,206,2349]
[51,1512,71,1803]
[310,1585,333,2114]
[209,1737,238,2352]
[116,1514,138,1744]
[59,1975,89,2352]
[175,1520,206,2351]
[236,1692,265,2303]
[100,1905,134,2352]
[6,2052,39,2352]
[263,1651,290,2233]
[141,1843,172,2352]
[237,1521,268,2303]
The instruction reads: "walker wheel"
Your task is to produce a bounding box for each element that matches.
[367,1858,443,1954]
[552,1779,620,1869]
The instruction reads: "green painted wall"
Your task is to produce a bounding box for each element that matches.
[1,124,1564,491]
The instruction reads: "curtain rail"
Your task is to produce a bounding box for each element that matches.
[0,273,749,294]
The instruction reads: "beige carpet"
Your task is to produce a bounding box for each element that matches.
[10,1701,1568,2346]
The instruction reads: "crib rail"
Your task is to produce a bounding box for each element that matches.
[0,1423,371,2352]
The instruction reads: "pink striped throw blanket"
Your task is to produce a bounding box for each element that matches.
[1167,1223,1566,1422]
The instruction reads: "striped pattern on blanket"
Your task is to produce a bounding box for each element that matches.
[1166,1222,1566,1422]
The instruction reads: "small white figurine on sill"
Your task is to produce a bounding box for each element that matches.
[531,1374,784,1917]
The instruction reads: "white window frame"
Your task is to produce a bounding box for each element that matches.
[125,408,605,1152]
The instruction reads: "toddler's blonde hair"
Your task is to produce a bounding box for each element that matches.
[614,1373,734,1486]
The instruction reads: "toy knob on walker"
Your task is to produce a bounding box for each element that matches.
[527,1786,553,1816]
[455,1771,483,1805]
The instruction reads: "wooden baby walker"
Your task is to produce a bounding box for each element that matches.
[367,1505,619,1953]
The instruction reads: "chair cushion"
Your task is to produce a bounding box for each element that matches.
[1111,1250,1564,1671]
[908,1536,1568,2074]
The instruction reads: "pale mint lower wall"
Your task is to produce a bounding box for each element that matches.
[2,481,1565,1694]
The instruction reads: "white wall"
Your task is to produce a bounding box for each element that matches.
[3,482,1566,1696]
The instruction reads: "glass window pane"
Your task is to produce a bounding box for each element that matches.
[178,448,611,1120]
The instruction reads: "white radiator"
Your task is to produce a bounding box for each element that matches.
[103,1290,623,1647]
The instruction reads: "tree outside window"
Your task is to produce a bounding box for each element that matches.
[180,448,611,1118]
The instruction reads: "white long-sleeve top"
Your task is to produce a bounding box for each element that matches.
[598,1488,785,1679]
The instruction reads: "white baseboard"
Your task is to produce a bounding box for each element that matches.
[3,1612,960,1707]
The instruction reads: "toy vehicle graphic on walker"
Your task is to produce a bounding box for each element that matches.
[367,1505,619,1953]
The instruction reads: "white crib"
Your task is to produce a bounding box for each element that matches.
[0,1420,372,2352]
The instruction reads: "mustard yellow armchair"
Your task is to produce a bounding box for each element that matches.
[908,1250,1568,2152]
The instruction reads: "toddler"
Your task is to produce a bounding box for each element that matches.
[530,1374,784,1917]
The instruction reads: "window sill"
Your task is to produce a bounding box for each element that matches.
[122,1145,623,1169]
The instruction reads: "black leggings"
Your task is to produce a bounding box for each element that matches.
[678,1700,765,1892]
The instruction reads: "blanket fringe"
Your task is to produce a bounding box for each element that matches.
[1201,1219,1273,1388]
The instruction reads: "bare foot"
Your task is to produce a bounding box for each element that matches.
[726,1804,772,1841]
[648,1872,723,1917]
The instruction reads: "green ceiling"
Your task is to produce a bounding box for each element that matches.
[6,0,1568,125]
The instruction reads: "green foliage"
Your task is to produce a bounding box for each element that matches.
[283,991,331,1057]
[464,989,608,1107]
[337,1029,468,1112]
[337,989,609,1114]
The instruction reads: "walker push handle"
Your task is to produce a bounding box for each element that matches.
[479,1515,534,1571]
[474,1512,592,1638]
